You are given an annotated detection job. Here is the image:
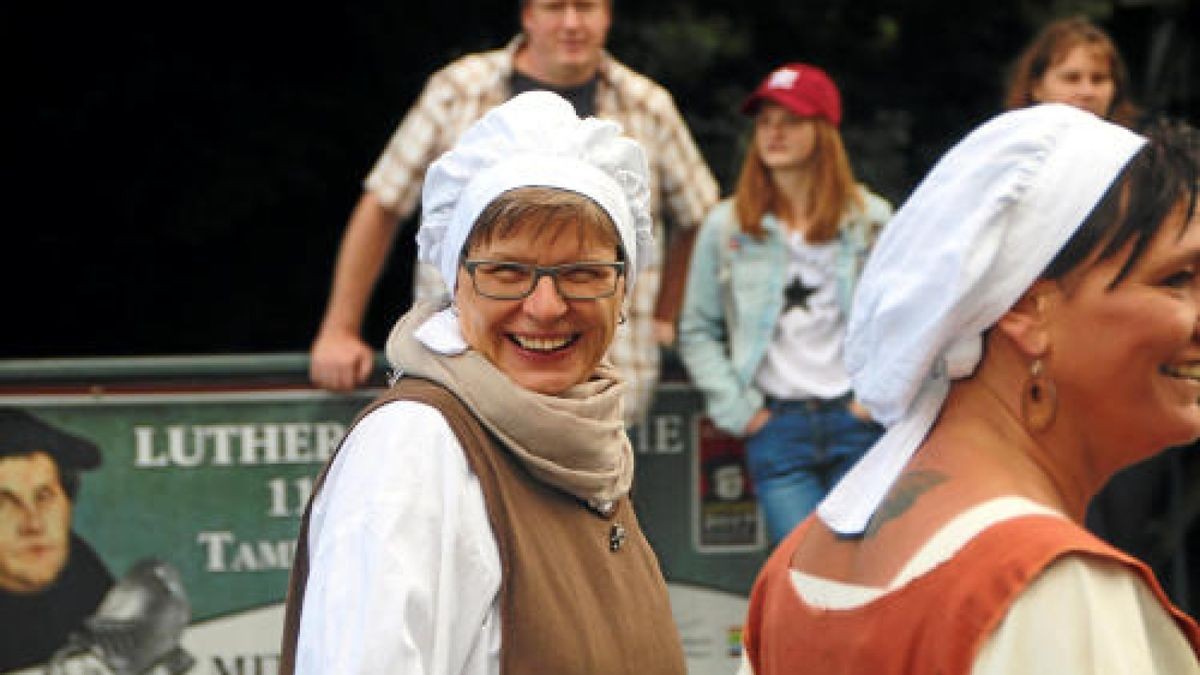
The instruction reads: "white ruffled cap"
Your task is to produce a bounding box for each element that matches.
[417,91,654,296]
[818,104,1146,535]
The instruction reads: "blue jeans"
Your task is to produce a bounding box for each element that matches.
[745,399,883,545]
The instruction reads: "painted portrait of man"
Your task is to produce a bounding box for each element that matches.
[0,408,113,672]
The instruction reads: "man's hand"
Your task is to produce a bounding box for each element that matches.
[309,328,374,391]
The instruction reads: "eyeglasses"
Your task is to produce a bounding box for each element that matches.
[528,0,606,16]
[462,259,625,300]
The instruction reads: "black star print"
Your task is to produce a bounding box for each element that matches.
[783,277,818,312]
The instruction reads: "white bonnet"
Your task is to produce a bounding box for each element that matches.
[818,104,1146,535]
[417,91,654,296]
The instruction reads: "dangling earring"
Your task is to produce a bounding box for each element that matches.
[1021,358,1057,431]
[618,310,628,325]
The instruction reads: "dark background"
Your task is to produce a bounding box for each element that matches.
[6,1,1197,358]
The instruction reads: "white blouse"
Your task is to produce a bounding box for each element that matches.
[295,401,503,674]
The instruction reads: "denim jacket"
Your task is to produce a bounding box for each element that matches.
[677,187,892,435]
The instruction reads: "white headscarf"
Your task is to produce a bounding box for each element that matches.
[416,91,654,295]
[818,104,1146,535]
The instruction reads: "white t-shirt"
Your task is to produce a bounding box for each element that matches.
[754,232,850,401]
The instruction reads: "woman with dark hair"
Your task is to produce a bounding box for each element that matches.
[678,64,891,545]
[1005,15,1139,127]
[739,105,1199,673]
[1007,15,1191,597]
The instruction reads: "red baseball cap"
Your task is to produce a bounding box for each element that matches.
[740,63,842,127]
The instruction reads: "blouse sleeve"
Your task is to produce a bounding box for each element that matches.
[295,401,502,674]
[973,553,1199,675]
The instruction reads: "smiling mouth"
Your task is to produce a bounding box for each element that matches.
[511,334,578,353]
[1161,364,1200,381]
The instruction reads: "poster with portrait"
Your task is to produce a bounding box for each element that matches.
[2,372,766,675]
[0,388,373,675]
[693,417,764,552]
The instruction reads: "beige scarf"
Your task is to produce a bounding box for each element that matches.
[385,301,634,511]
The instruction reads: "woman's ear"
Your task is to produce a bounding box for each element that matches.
[995,279,1056,357]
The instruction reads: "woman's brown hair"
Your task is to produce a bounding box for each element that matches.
[733,117,863,243]
[1004,16,1138,127]
[465,186,622,259]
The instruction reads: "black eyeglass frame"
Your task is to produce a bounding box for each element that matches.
[461,259,626,300]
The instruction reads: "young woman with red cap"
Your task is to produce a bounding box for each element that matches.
[678,64,892,545]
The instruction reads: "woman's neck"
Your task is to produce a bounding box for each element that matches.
[926,373,1097,523]
[769,166,812,230]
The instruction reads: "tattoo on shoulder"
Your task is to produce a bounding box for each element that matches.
[862,470,948,538]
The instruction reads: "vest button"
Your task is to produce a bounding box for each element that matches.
[608,523,626,552]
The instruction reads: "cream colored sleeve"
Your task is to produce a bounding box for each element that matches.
[974,554,1199,675]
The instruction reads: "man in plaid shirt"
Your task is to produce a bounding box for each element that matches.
[310,0,718,426]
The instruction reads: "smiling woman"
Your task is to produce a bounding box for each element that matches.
[280,91,685,675]
[738,106,1200,674]
[454,187,626,395]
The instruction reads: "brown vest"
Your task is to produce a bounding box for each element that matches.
[281,377,685,674]
[745,514,1200,674]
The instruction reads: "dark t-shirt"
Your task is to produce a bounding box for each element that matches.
[0,533,113,672]
[510,71,598,118]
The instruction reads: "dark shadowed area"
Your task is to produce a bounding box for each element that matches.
[6,1,1196,357]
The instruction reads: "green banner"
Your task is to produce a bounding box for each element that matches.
[1,358,766,674]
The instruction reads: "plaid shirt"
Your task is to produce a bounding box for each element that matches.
[365,36,718,425]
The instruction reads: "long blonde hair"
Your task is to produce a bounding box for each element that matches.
[733,117,862,243]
